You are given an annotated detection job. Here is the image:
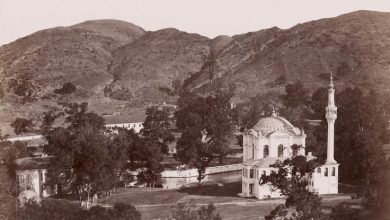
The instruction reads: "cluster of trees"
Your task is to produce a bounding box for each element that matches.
[174,89,235,185]
[245,80,390,219]
[170,200,221,220]
[17,200,141,220]
[41,102,171,207]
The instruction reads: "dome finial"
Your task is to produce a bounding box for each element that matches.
[271,106,277,117]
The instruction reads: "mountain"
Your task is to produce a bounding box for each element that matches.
[185,10,390,100]
[1,10,390,135]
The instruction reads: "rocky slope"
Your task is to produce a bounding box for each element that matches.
[185,10,390,99]
[1,10,390,135]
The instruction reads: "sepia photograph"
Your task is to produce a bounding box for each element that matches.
[0,0,389,219]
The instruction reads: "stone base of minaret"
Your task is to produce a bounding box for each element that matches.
[309,163,339,194]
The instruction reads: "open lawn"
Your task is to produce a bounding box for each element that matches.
[103,182,357,220]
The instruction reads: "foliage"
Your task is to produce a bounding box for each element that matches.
[334,88,388,183]
[17,200,141,220]
[232,91,281,130]
[11,118,33,135]
[136,138,164,188]
[0,137,18,219]
[264,204,302,220]
[43,103,124,205]
[279,80,311,128]
[54,82,77,95]
[170,200,221,220]
[175,90,234,185]
[330,203,361,220]
[141,107,174,153]
[109,127,164,188]
[158,79,183,97]
[260,154,323,219]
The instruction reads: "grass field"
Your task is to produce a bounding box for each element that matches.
[103,182,357,220]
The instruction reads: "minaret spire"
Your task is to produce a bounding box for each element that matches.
[329,72,334,88]
[325,72,337,164]
[271,106,277,117]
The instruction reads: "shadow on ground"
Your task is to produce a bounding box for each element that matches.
[178,182,243,197]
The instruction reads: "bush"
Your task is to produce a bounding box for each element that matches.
[171,200,221,220]
[17,200,141,220]
[54,82,76,94]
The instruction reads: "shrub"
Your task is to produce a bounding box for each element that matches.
[54,82,76,94]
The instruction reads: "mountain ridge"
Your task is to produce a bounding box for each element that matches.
[1,10,390,135]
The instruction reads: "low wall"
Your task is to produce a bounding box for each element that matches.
[162,163,242,178]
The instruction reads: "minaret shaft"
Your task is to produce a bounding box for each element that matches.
[326,73,337,164]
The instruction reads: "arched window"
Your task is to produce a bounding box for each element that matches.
[278,145,284,157]
[332,167,336,176]
[263,145,269,158]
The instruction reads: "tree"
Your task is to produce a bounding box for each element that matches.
[54,82,76,94]
[43,103,123,207]
[136,138,164,188]
[175,90,234,186]
[280,81,311,128]
[332,88,388,183]
[11,117,33,135]
[260,153,323,219]
[232,91,281,130]
[0,137,17,219]
[141,107,174,153]
[17,200,141,220]
[170,200,221,220]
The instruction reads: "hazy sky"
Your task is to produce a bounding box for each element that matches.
[0,0,389,46]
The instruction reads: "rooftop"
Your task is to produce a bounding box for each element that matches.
[15,156,52,170]
[252,115,301,136]
[103,113,146,124]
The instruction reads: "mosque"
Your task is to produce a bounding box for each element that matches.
[241,75,339,199]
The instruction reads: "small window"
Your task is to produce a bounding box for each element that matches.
[263,171,266,176]
[317,168,321,173]
[332,167,335,176]
[250,169,254,178]
[263,145,269,158]
[278,145,283,157]
[325,168,328,177]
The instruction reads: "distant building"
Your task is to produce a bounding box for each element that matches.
[242,74,339,199]
[150,102,177,117]
[7,134,43,143]
[15,156,53,198]
[103,114,145,133]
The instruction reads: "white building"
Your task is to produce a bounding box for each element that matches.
[242,75,339,198]
[103,114,145,133]
[15,157,53,198]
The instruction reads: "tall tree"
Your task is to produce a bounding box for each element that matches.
[260,153,323,219]
[141,107,174,153]
[175,90,234,186]
[43,103,122,207]
[280,81,311,128]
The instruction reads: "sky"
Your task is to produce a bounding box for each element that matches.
[0,0,389,46]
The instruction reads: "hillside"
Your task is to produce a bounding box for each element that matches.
[185,10,390,99]
[1,10,390,135]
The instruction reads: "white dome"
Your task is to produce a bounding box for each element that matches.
[252,116,300,136]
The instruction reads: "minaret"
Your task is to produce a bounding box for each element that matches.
[325,73,337,164]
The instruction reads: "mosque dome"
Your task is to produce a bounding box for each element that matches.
[252,113,301,136]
